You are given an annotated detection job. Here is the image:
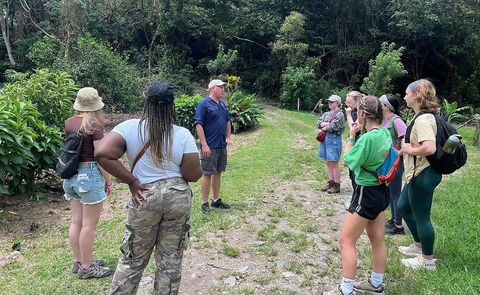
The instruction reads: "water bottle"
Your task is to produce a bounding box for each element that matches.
[442,134,461,154]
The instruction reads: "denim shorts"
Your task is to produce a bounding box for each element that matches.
[318,132,343,161]
[63,162,106,205]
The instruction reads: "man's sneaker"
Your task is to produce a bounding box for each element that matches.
[385,224,405,235]
[398,243,422,256]
[211,198,230,209]
[77,263,112,279]
[201,202,210,214]
[401,255,436,271]
[72,260,105,274]
[353,279,384,294]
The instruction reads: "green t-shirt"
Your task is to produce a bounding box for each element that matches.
[344,128,392,186]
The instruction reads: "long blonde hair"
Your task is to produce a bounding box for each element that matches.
[78,110,105,135]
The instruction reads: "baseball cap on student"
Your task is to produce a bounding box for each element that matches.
[327,95,341,103]
[208,79,226,90]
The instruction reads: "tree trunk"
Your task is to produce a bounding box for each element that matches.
[0,13,16,65]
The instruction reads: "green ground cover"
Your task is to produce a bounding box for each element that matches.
[0,107,478,294]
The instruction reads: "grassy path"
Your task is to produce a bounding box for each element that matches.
[0,105,479,294]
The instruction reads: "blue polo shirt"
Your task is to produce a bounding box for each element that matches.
[194,96,230,148]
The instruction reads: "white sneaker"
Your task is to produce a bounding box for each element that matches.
[401,255,436,271]
[398,243,422,256]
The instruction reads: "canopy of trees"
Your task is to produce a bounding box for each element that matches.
[1,0,479,108]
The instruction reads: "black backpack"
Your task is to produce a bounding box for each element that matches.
[56,130,84,179]
[406,112,467,175]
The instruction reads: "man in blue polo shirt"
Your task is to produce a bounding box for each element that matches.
[195,79,232,213]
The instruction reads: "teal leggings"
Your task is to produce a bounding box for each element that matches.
[397,166,442,256]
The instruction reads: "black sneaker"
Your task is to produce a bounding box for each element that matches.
[385,224,405,235]
[201,202,210,214]
[211,198,230,209]
[385,219,395,229]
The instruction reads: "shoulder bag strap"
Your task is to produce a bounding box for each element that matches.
[131,141,150,173]
[329,110,340,123]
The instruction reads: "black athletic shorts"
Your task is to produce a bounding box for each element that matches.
[347,184,389,220]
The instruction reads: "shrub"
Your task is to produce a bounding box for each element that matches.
[441,99,472,122]
[361,42,407,96]
[175,93,203,134]
[1,69,78,127]
[280,66,317,111]
[28,36,144,113]
[207,44,239,77]
[227,91,264,133]
[0,96,63,198]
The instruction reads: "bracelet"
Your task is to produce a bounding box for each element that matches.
[105,182,113,187]
[347,136,356,144]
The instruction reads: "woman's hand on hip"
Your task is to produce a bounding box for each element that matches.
[129,179,148,207]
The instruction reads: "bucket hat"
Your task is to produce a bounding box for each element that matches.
[73,87,104,112]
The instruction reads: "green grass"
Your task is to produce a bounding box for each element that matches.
[0,107,479,294]
[222,244,241,257]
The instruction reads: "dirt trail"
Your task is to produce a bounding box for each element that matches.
[0,106,361,294]
[139,106,357,294]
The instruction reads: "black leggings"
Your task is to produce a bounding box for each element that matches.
[397,166,442,256]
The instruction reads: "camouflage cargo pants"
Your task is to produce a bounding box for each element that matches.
[110,177,192,295]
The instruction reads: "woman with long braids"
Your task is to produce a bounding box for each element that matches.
[95,81,202,294]
[324,95,391,295]
[397,79,441,270]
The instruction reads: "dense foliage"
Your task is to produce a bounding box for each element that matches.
[1,0,479,108]
[280,66,317,111]
[360,43,408,96]
[174,93,203,134]
[28,36,143,112]
[227,91,264,133]
[1,69,77,127]
[0,95,63,198]
[174,91,264,135]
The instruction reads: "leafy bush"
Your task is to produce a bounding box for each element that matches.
[280,66,317,111]
[1,69,78,127]
[361,42,407,96]
[227,91,264,133]
[174,91,263,135]
[207,44,239,77]
[0,96,63,198]
[175,93,203,134]
[28,36,143,113]
[441,99,472,122]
